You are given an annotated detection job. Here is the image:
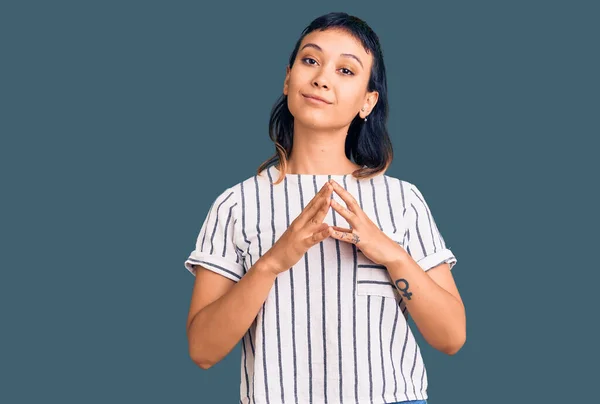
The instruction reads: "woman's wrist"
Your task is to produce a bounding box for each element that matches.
[253,255,282,278]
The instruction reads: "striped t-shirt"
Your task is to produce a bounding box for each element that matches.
[184,164,457,404]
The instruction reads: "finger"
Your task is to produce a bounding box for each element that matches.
[329,180,361,213]
[305,182,332,219]
[330,225,352,233]
[308,223,332,245]
[305,182,329,210]
[297,182,333,227]
[309,185,335,226]
[330,198,357,228]
[329,228,361,245]
[298,182,329,219]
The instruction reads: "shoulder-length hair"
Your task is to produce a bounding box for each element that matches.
[257,12,393,185]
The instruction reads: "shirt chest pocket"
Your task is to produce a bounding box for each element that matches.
[355,229,404,301]
[356,256,400,301]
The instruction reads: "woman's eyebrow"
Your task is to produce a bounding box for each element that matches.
[300,43,363,68]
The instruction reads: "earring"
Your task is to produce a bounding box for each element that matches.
[361,107,368,121]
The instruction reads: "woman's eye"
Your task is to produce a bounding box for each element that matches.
[301,58,354,76]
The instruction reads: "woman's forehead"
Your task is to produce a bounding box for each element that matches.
[301,30,366,54]
[299,30,372,65]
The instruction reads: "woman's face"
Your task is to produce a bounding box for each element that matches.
[284,28,378,129]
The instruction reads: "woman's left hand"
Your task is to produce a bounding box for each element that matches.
[327,179,405,267]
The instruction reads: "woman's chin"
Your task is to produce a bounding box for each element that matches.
[291,111,333,128]
[298,119,333,129]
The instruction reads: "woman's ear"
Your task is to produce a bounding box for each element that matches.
[283,65,291,95]
[366,91,379,111]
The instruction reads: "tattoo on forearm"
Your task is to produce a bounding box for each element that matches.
[394,278,413,300]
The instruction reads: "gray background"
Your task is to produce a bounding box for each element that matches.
[2,0,598,402]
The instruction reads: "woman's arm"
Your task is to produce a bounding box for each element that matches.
[187,258,278,369]
[386,254,466,355]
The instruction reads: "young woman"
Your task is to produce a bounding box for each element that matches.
[184,12,465,404]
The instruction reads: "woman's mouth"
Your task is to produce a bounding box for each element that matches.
[302,94,331,105]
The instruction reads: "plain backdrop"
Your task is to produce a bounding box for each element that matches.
[1,1,598,403]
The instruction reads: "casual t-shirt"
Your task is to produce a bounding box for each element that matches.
[184,164,457,404]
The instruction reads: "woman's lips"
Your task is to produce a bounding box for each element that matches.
[302,94,331,105]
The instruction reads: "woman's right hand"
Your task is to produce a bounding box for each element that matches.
[260,181,334,276]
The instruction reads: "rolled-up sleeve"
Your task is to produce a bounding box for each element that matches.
[404,182,457,271]
[184,186,245,282]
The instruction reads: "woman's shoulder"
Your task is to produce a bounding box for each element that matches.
[211,169,271,198]
[380,171,414,189]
